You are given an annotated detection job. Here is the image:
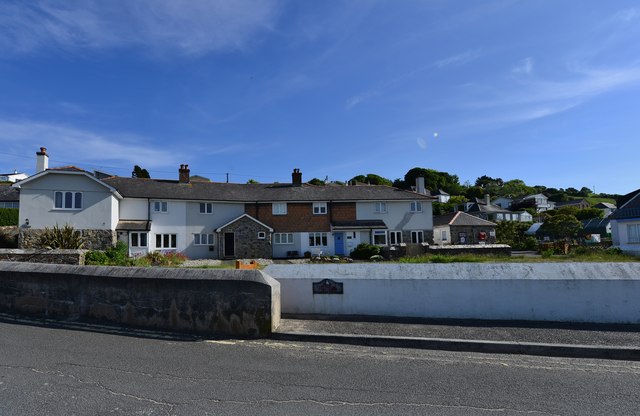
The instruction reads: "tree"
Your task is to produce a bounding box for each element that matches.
[498,179,534,198]
[495,221,537,250]
[246,179,259,184]
[308,178,325,186]
[575,208,604,221]
[578,187,592,197]
[132,165,150,178]
[403,167,463,195]
[349,174,392,186]
[540,214,582,241]
[433,195,467,216]
[474,175,503,188]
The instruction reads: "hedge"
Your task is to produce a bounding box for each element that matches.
[0,208,18,226]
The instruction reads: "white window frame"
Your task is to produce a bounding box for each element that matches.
[410,201,423,212]
[153,201,168,213]
[373,230,387,245]
[628,224,640,243]
[313,202,328,215]
[156,233,177,248]
[441,230,448,241]
[257,231,266,240]
[274,233,294,244]
[130,232,148,248]
[54,191,83,210]
[389,231,402,245]
[199,202,213,214]
[0,202,19,209]
[411,230,424,244]
[374,202,387,213]
[194,233,214,245]
[272,203,287,215]
[309,232,328,247]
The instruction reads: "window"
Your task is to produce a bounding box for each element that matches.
[373,230,387,245]
[54,191,82,209]
[153,201,168,213]
[411,230,424,244]
[199,203,213,214]
[441,230,448,241]
[313,202,327,215]
[274,233,294,244]
[130,232,148,247]
[257,231,266,239]
[628,224,640,243]
[0,202,18,208]
[272,203,287,215]
[375,202,387,213]
[410,201,422,212]
[309,232,328,247]
[389,231,402,245]
[156,234,177,248]
[194,233,214,245]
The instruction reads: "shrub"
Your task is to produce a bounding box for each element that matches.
[541,249,554,258]
[105,241,129,264]
[85,250,110,265]
[350,243,380,260]
[0,208,18,226]
[38,224,85,249]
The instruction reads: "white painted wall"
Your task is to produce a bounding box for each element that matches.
[120,198,148,220]
[18,173,117,230]
[265,263,640,323]
[183,201,245,259]
[611,219,640,255]
[356,200,433,231]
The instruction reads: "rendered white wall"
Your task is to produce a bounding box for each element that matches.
[356,201,433,231]
[120,198,148,220]
[264,263,640,323]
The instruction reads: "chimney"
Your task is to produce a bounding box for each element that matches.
[36,147,48,173]
[485,194,491,206]
[292,168,302,186]
[179,164,190,184]
[415,177,426,194]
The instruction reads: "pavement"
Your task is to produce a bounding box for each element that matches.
[274,314,640,361]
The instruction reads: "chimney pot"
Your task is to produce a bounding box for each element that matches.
[292,168,302,186]
[179,164,190,184]
[36,146,49,173]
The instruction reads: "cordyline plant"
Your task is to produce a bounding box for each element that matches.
[37,224,85,249]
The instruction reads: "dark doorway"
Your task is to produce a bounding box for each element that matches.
[224,232,235,257]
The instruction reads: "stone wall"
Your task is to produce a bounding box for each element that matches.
[19,228,116,250]
[0,262,280,337]
[0,226,18,248]
[0,249,86,265]
[219,216,272,259]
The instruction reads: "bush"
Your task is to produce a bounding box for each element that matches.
[0,208,18,226]
[541,249,554,258]
[38,224,85,249]
[105,241,129,264]
[85,250,110,265]
[350,243,380,260]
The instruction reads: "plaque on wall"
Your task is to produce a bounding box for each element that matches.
[313,279,344,294]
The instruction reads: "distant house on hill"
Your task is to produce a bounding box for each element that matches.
[466,195,532,222]
[0,170,28,183]
[0,184,19,209]
[594,202,616,218]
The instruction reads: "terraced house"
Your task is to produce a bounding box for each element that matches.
[13,149,435,259]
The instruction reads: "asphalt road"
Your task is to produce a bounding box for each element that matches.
[1,320,639,415]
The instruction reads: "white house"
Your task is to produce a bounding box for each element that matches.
[610,189,640,256]
[0,170,28,183]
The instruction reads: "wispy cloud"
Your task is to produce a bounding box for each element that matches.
[512,57,534,75]
[609,7,640,24]
[435,49,483,68]
[0,0,281,56]
[0,119,183,171]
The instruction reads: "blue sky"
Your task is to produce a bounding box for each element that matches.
[1,1,639,194]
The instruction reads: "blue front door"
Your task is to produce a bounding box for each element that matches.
[334,233,345,255]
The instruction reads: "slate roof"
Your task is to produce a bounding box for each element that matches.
[610,190,640,220]
[594,202,616,209]
[466,202,512,214]
[433,211,497,227]
[331,220,387,230]
[0,184,19,202]
[116,220,151,231]
[101,177,436,203]
[581,218,610,235]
